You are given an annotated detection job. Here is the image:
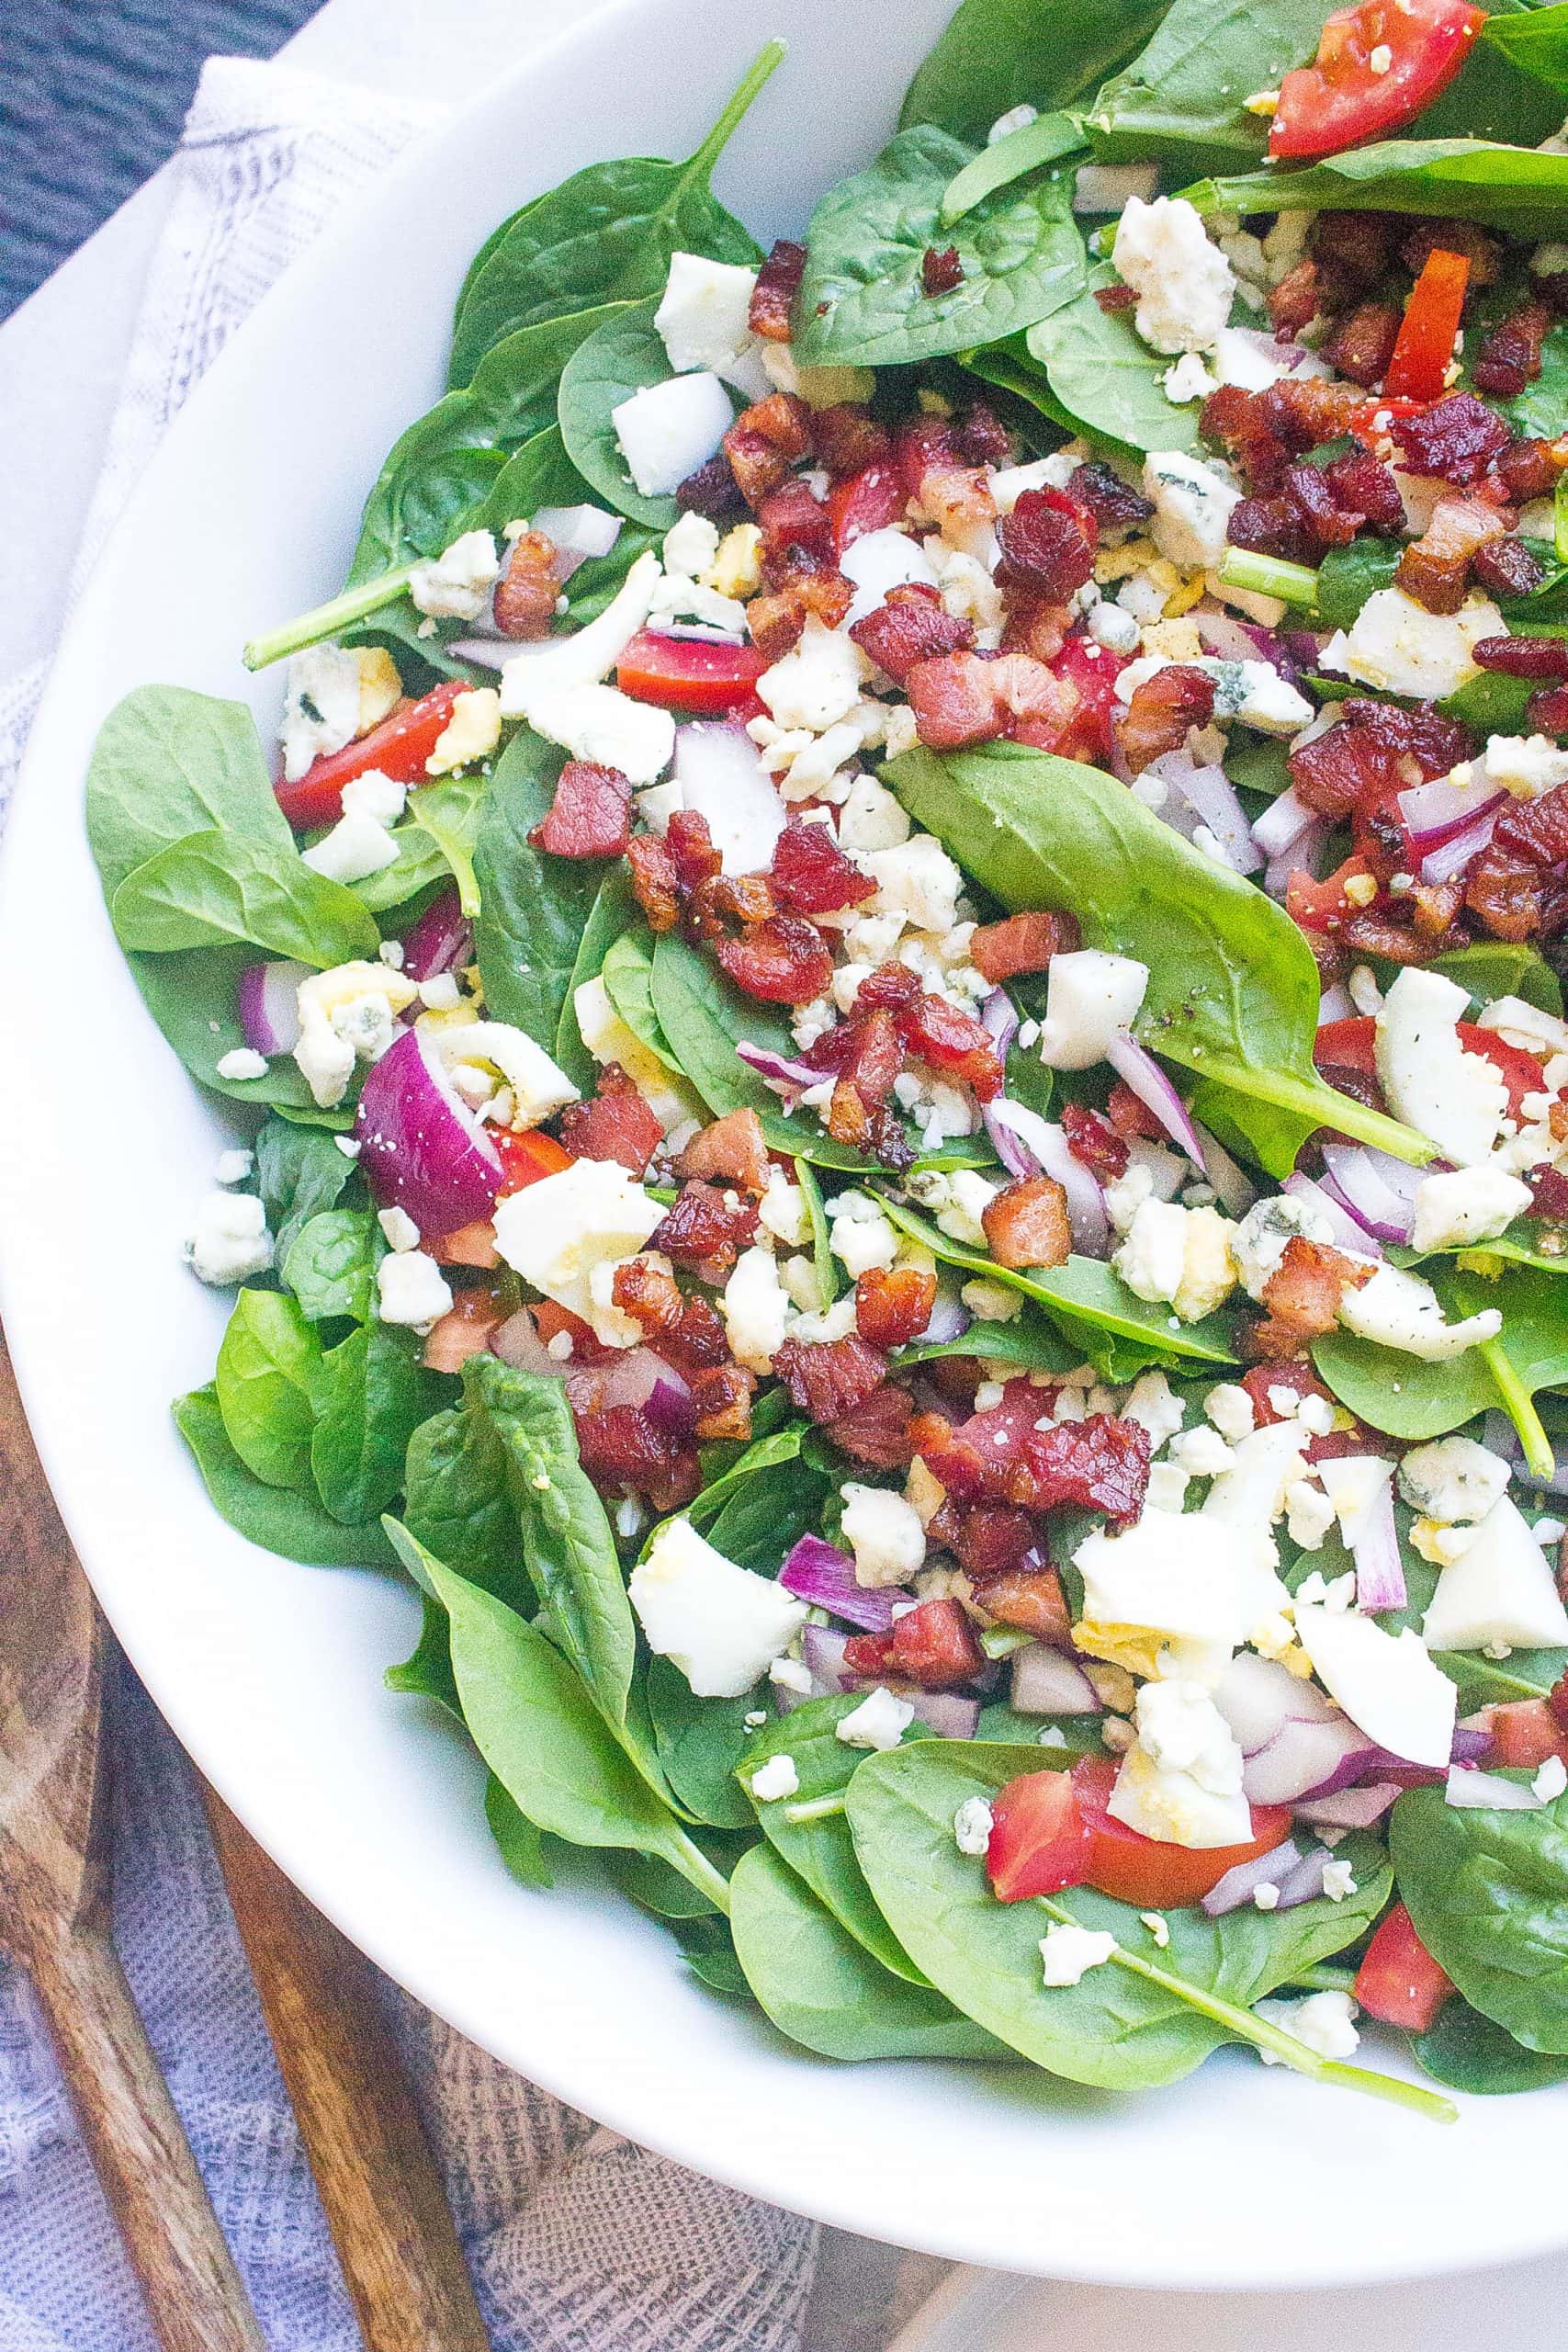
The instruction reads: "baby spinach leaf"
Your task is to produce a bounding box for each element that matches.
[1393,1781,1568,2054]
[796,126,1086,370]
[699,1453,834,1576]
[960,337,1080,444]
[466,424,593,539]
[118,944,340,1120]
[849,1740,1401,2093]
[214,1289,322,1489]
[901,0,1172,142]
[282,1208,383,1323]
[602,1843,729,1918]
[402,1391,532,1604]
[555,866,643,1091]
[484,1774,554,1890]
[1314,1261,1568,1442]
[404,778,488,917]
[1188,138,1568,236]
[386,1522,728,1909]
[941,113,1088,225]
[729,1842,1001,2059]
[255,1119,355,1262]
[310,1322,442,1524]
[174,1386,398,1566]
[1023,264,1201,457]
[739,1694,936,1981]
[886,739,1434,1173]
[898,1317,1080,1374]
[472,727,610,1049]
[795,1157,839,1306]
[558,298,728,529]
[386,1594,463,1715]
[1480,0,1568,92]
[346,824,456,914]
[685,1420,809,1530]
[85,685,292,899]
[112,830,379,966]
[1312,540,1403,630]
[1415,1995,1568,2094]
[666,1909,752,1996]
[447,43,779,385]
[646,1655,760,1829]
[603,928,681,1067]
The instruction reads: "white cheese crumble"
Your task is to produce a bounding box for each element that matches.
[750,1754,801,1803]
[836,1686,917,1751]
[953,1796,995,1856]
[1040,1923,1119,1987]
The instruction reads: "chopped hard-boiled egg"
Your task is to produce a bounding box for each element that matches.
[630,1517,807,1697]
[491,1159,663,1347]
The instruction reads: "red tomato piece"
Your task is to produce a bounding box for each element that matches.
[1071,1757,1294,1911]
[1473,1698,1568,1769]
[1383,248,1472,403]
[615,630,769,714]
[275,680,467,830]
[987,1768,1094,1902]
[828,461,908,556]
[1312,1015,1380,1079]
[1311,1014,1545,1118]
[1269,0,1484,162]
[1048,632,1128,764]
[491,1126,573,1194]
[1286,854,1380,933]
[1354,1901,1455,2030]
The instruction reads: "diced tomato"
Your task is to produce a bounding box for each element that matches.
[1312,1015,1380,1079]
[1071,1757,1294,1910]
[1312,1013,1545,1118]
[987,1768,1094,1902]
[1384,247,1472,404]
[615,630,769,714]
[1353,1901,1455,2031]
[827,461,907,555]
[1347,392,1429,450]
[1472,1698,1568,1769]
[1269,0,1484,163]
[1286,854,1380,933]
[491,1126,573,1193]
[1048,632,1128,764]
[530,1299,618,1364]
[275,680,467,830]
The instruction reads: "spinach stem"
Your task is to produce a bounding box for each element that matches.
[243,564,418,672]
[672,1828,734,1916]
[1189,1053,1436,1169]
[1286,1962,1358,1995]
[783,1792,849,1826]
[689,38,787,181]
[1216,547,1321,609]
[1478,1332,1556,1481]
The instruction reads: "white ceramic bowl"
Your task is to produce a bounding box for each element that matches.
[5,0,1566,2286]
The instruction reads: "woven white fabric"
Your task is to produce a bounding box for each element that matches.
[0,56,818,2352]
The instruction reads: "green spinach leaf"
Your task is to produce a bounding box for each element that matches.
[282,1208,383,1323]
[310,1322,442,1523]
[941,114,1089,224]
[1415,1995,1568,2093]
[401,1389,532,1602]
[1393,1781,1568,2053]
[1314,1261,1568,1442]
[117,945,343,1119]
[484,1774,554,1889]
[1188,137,1568,235]
[174,1386,398,1566]
[1022,263,1201,457]
[255,1119,355,1262]
[214,1288,322,1489]
[555,865,645,1091]
[472,727,611,1049]
[901,0,1173,142]
[112,830,378,966]
[558,298,730,529]
[85,686,292,899]
[647,1655,760,1829]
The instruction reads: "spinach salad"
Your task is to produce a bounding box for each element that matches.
[90,0,1568,2113]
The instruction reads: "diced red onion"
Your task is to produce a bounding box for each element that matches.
[906,1691,982,1738]
[735,1040,821,1104]
[1227,326,1310,375]
[1347,1470,1404,1614]
[1445,1764,1544,1811]
[1319,1140,1419,1246]
[1265,817,1330,901]
[1399,774,1505,852]
[1483,1411,1568,1498]
[649,619,748,643]
[644,1374,697,1437]
[354,1025,503,1232]
[1284,1169,1384,1258]
[1149,752,1264,876]
[1195,606,1270,665]
[237,959,308,1056]
[985,1098,1110,1256]
[1010,1643,1100,1714]
[531,503,623,582]
[1317,983,1355,1025]
[401,886,472,981]
[1243,1715,1376,1806]
[1420,809,1499,886]
[1106,1032,1207,1169]
[1250,785,1319,860]
[491,1305,558,1374]
[918,1285,972,1346]
[1450,1722,1496,1766]
[780,1534,898,1632]
[1271,1844,1333,1908]
[1213,1651,1341,1752]
[802,1623,853,1694]
[1202,1839,1303,1917]
[1293,1780,1400,1828]
[980,988,1019,1061]
[1193,1125,1258,1218]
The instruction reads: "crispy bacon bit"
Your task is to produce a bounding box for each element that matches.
[758,476,834,567]
[716,913,833,1003]
[773,1333,888,1424]
[1095,280,1138,314]
[685,868,776,943]
[845,1596,985,1690]
[968,909,1072,983]
[1231,449,1400,566]
[1399,217,1502,288]
[1529,1164,1568,1221]
[1322,450,1405,536]
[1389,394,1514,487]
[1009,1415,1152,1527]
[855,1263,939,1349]
[909,1384,1039,1503]
[856,961,923,1012]
[813,402,893,478]
[851,581,975,684]
[1474,301,1555,400]
[907,648,1077,752]
[996,487,1098,605]
[1325,301,1402,389]
[808,1005,907,1106]
[677,1109,771,1193]
[429,1218,500,1269]
[1467,784,1568,939]
[1060,1100,1129,1179]
[666,806,724,892]
[1067,458,1152,538]
[625,835,693,934]
[650,1178,760,1272]
[1269,256,1329,338]
[922,243,964,297]
[676,452,746,519]
[954,402,1011,466]
[1106,1080,1166,1143]
[895,990,1005,1101]
[1247,1237,1374,1358]
[896,415,996,541]
[828,1380,918,1466]
[691,1360,756,1442]
[724,391,815,507]
[771,818,876,914]
[1290,696,1471,819]
[1474,537,1550,599]
[982,1175,1071,1271]
[1205,378,1379,493]
[533,1299,618,1364]
[1314,209,1395,289]
[750,239,807,341]
[1396,493,1507,616]
[745,591,807,662]
[557,1063,664,1175]
[1473,634,1568,681]
[972,1560,1070,1638]
[526,759,631,857]
[1115,664,1216,774]
[492,530,559,639]
[1496,436,1563,503]
[575,1404,698,1510]
[609,1261,731,1368]
[422,1284,510,1374]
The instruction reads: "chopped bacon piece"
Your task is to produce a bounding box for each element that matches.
[1009,1415,1152,1527]
[1474,537,1550,599]
[855,1263,939,1349]
[1322,450,1406,535]
[810,1006,906,1105]
[677,1109,772,1193]
[895,990,1005,1101]
[1396,492,1507,615]
[724,391,815,507]
[1467,784,1568,939]
[527,759,631,857]
[973,1559,1071,1638]
[626,831,681,931]
[666,807,724,892]
[649,1178,760,1274]
[532,1299,618,1364]
[773,1333,888,1423]
[575,1403,699,1510]
[557,1063,665,1175]
[1060,1100,1129,1179]
[1001,600,1073,664]
[922,244,964,296]
[955,403,1011,466]
[1400,216,1502,288]
[1096,280,1138,313]
[685,868,776,943]
[1268,256,1329,338]
[421,1283,510,1374]
[691,1360,756,1442]
[1325,301,1403,389]
[1496,435,1563,503]
[828,1380,918,1467]
[968,909,1072,983]
[995,488,1098,604]
[850,581,974,684]
[609,1255,685,1336]
[982,1175,1071,1271]
[1473,634,1568,680]
[750,239,807,341]
[1246,1237,1375,1358]
[492,529,559,639]
[745,590,807,662]
[748,560,853,658]
[812,402,893,479]
[716,913,833,1003]
[895,414,996,541]
[1290,695,1471,818]
[771,818,876,914]
[676,453,746,519]
[845,1596,985,1690]
[428,1218,500,1269]
[1529,1164,1568,1220]
[1474,300,1554,399]
[758,475,834,567]
[1314,209,1396,289]
[855,960,923,1012]
[1389,393,1513,486]
[1067,459,1151,538]
[907,648,1078,752]
[1282,460,1362,551]
[1115,664,1216,774]
[1106,1080,1167,1144]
